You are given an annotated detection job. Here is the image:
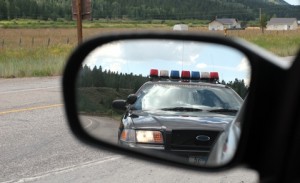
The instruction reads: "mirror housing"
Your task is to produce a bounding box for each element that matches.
[112,100,127,110]
[127,94,137,105]
[63,31,291,173]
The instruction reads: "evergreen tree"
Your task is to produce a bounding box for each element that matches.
[0,0,299,21]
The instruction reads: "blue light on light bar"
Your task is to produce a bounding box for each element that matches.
[170,70,180,79]
[191,71,200,81]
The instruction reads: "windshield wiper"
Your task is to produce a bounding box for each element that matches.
[160,107,203,112]
[208,109,238,113]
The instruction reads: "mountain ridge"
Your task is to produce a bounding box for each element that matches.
[0,0,299,21]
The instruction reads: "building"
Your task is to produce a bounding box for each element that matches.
[208,18,241,31]
[266,18,298,30]
[173,24,189,31]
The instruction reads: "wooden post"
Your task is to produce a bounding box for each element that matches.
[77,0,83,45]
[47,38,50,47]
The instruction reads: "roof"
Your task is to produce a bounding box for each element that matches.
[267,18,297,25]
[213,18,238,25]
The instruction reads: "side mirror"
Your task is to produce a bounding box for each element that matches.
[112,100,126,110]
[63,31,290,172]
[127,94,137,104]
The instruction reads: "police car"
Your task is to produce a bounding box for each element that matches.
[112,69,243,166]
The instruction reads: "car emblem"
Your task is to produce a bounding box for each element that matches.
[196,135,210,142]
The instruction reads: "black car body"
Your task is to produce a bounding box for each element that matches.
[113,74,243,166]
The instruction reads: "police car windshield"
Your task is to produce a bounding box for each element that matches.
[132,82,243,111]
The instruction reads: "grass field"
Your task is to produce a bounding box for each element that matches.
[0,22,299,78]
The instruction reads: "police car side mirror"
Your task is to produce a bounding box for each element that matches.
[63,32,291,171]
[127,94,137,105]
[112,100,127,110]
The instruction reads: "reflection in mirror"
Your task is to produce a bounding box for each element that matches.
[76,39,251,167]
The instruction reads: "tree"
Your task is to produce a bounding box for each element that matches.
[226,78,248,99]
[260,13,268,33]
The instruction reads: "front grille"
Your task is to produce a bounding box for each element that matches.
[170,130,220,151]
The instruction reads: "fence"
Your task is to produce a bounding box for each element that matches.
[0,28,78,49]
[0,27,299,53]
[0,28,134,49]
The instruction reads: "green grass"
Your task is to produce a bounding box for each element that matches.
[0,19,209,29]
[0,19,77,29]
[226,29,300,57]
[247,33,300,57]
[0,45,73,77]
[0,19,299,78]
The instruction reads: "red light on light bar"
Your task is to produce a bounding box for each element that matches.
[150,69,159,77]
[181,70,190,80]
[210,72,219,80]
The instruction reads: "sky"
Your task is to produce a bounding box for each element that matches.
[83,39,251,85]
[284,0,300,5]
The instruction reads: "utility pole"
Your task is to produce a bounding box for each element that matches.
[259,8,262,30]
[77,0,83,45]
[72,0,91,44]
[259,8,261,22]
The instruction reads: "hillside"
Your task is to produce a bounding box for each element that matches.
[0,0,299,21]
[266,0,289,5]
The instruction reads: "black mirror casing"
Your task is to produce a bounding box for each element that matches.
[63,31,291,174]
[127,94,137,105]
[112,100,127,110]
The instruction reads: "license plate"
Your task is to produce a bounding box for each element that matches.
[188,156,207,166]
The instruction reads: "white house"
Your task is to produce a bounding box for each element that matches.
[266,18,298,30]
[173,24,189,31]
[208,18,241,31]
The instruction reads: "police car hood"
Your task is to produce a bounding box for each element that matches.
[130,110,235,131]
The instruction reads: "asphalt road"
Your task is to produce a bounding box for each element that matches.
[80,115,119,145]
[0,77,258,183]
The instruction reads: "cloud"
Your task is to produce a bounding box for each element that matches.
[196,63,207,69]
[84,42,122,67]
[236,57,251,86]
[81,40,252,84]
[236,57,250,72]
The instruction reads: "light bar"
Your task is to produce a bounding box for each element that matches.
[149,69,219,83]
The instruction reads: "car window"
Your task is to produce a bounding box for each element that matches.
[133,83,242,111]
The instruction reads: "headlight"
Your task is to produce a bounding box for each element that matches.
[136,130,163,144]
[120,129,164,144]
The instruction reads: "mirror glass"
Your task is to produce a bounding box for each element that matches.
[76,39,250,167]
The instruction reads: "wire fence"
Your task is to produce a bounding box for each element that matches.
[0,28,78,49]
[0,27,166,49]
[0,27,299,49]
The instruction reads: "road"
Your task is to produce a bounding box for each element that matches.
[80,115,119,145]
[0,77,258,182]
